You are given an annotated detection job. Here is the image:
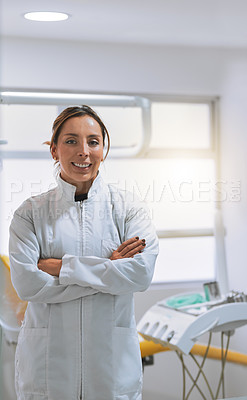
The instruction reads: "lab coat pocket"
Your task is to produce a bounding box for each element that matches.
[113,326,143,396]
[101,239,119,258]
[15,327,48,395]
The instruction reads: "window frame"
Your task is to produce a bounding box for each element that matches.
[144,94,226,291]
[144,96,219,238]
[0,90,151,158]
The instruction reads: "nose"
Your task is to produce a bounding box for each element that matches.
[77,142,89,157]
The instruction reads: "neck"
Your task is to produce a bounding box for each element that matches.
[75,180,93,195]
[60,173,98,195]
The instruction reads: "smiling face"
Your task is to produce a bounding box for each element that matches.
[51,115,104,194]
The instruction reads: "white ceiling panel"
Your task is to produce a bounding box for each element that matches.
[1,0,247,47]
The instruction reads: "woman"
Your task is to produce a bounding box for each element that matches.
[9,105,159,400]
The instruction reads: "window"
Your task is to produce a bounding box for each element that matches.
[0,92,150,250]
[0,91,225,288]
[150,102,211,148]
[102,99,219,285]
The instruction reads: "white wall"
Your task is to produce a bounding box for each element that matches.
[1,36,228,94]
[2,36,247,399]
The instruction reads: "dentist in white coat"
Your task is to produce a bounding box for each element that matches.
[9,105,159,400]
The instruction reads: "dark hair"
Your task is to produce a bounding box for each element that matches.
[45,105,110,159]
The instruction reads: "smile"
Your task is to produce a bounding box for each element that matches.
[72,162,91,169]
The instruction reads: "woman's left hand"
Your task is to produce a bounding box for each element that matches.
[38,258,62,277]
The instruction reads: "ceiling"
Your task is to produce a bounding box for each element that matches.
[1,0,247,48]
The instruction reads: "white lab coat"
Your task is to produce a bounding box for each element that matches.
[9,173,159,400]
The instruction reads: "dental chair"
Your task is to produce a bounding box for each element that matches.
[0,255,27,400]
[0,255,27,339]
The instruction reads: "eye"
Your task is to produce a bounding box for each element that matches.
[66,139,77,144]
[89,139,99,146]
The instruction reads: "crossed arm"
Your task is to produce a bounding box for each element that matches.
[38,237,146,277]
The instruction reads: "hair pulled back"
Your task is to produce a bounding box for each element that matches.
[45,105,110,160]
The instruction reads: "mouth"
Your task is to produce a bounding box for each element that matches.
[72,162,92,169]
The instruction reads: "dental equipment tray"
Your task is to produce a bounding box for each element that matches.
[137,301,247,354]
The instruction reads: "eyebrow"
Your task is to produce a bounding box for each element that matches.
[63,133,102,138]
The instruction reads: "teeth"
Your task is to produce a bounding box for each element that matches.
[73,162,90,168]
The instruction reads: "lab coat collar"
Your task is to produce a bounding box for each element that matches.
[57,172,103,202]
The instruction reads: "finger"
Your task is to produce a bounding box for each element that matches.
[123,244,146,258]
[38,263,45,271]
[116,236,140,253]
[121,242,146,257]
[37,260,49,271]
[120,239,145,257]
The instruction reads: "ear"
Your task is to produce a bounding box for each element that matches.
[51,143,58,161]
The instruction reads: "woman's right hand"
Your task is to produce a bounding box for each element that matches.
[110,237,146,260]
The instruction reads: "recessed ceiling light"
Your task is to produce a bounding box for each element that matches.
[24,12,69,22]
